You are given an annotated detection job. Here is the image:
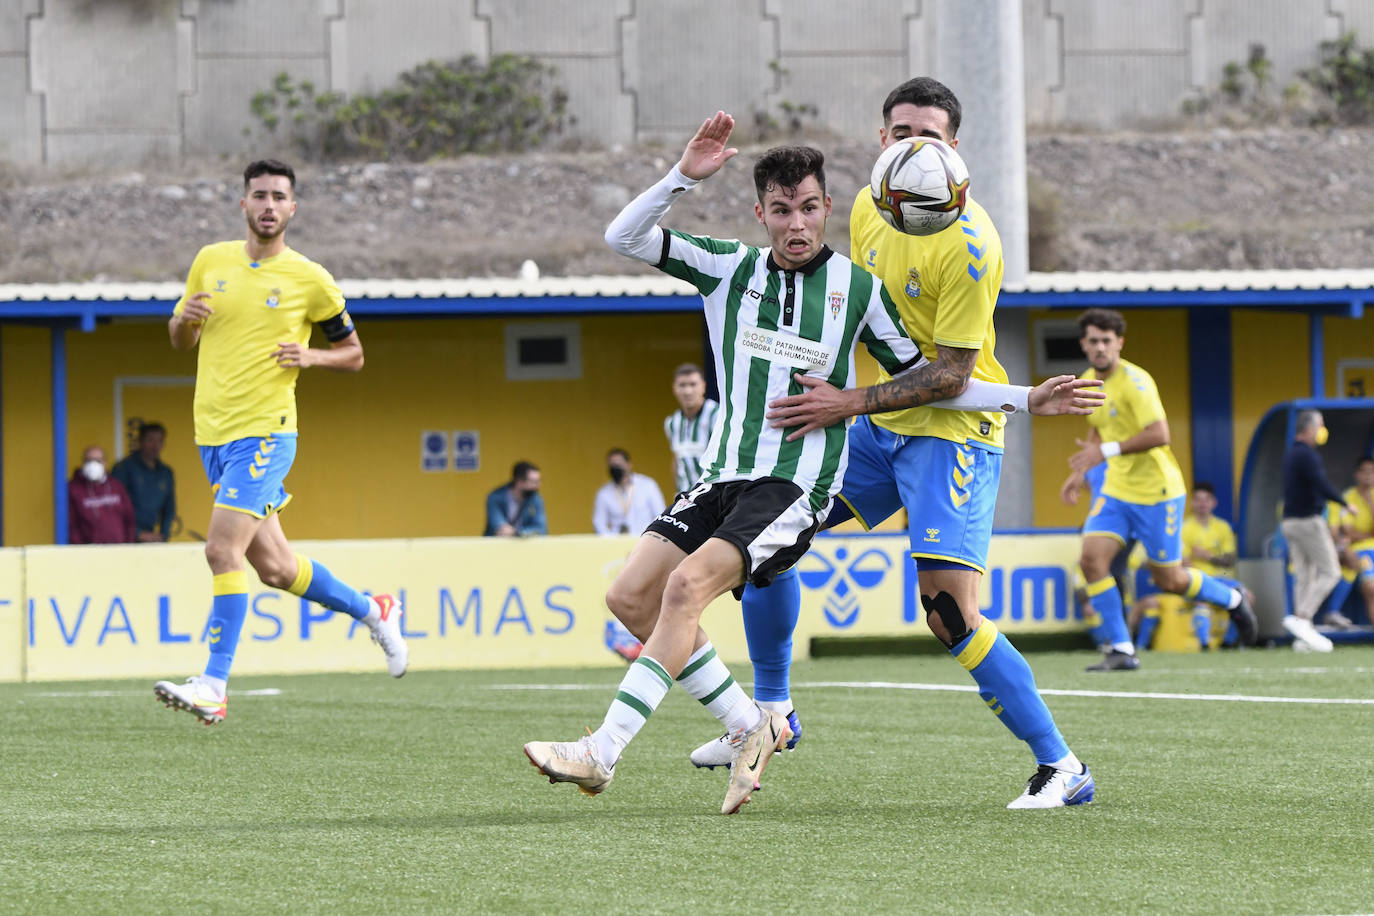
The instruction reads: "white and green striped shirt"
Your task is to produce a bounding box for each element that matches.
[606,166,923,509]
[665,398,720,494]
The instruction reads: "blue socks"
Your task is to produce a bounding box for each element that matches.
[740,567,800,704]
[288,554,371,620]
[1085,577,1132,648]
[953,621,1069,765]
[204,570,249,681]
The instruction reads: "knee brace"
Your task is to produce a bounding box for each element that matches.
[922,591,973,649]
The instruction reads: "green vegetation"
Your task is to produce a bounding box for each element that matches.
[3,648,1372,913]
[248,54,569,161]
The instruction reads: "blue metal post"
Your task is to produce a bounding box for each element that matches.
[52,326,68,545]
[1309,313,1325,398]
[1188,309,1234,522]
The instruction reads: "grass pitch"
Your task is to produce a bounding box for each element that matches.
[3,647,1372,915]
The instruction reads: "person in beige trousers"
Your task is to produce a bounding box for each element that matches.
[1280,410,1348,652]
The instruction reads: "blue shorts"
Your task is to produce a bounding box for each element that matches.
[199,432,297,518]
[835,416,1001,572]
[1082,492,1185,566]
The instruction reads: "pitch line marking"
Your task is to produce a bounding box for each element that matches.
[798,681,1374,706]
[32,687,282,698]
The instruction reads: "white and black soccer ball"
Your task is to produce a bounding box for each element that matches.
[868,137,970,236]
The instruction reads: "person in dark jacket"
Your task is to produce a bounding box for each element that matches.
[484,461,547,536]
[1280,409,1348,651]
[110,422,177,542]
[68,445,135,544]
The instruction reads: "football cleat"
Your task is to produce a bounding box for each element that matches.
[721,707,791,815]
[153,676,227,725]
[604,619,643,662]
[1007,763,1095,809]
[1282,615,1333,653]
[1085,649,1140,672]
[369,594,409,677]
[1228,591,1259,647]
[524,735,616,796]
[691,708,802,770]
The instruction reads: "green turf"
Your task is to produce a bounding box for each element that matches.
[3,647,1372,915]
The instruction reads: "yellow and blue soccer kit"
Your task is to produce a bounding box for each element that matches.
[1178,513,1241,647]
[1080,359,1238,649]
[177,241,370,683]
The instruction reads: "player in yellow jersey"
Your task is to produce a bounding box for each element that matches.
[1062,309,1257,671]
[704,78,1106,810]
[1331,456,1374,625]
[1174,481,1244,649]
[153,159,407,725]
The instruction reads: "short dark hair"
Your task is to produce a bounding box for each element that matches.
[1078,308,1127,338]
[244,159,296,190]
[1357,455,1374,470]
[138,422,166,441]
[882,77,962,138]
[753,146,826,202]
[512,460,539,483]
[1192,481,1216,497]
[674,363,704,379]
[607,448,630,462]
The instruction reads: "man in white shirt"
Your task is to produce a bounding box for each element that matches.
[593,448,666,535]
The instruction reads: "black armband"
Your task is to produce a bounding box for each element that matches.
[317,309,355,342]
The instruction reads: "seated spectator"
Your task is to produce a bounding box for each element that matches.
[593,448,665,536]
[68,445,135,544]
[111,421,177,542]
[484,461,547,536]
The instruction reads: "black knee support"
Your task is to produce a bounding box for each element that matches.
[921,591,973,649]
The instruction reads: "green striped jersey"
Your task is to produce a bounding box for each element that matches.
[664,398,721,494]
[657,231,922,509]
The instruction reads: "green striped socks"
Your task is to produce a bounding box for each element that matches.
[593,655,674,763]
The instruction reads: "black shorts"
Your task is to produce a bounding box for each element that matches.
[646,477,828,595]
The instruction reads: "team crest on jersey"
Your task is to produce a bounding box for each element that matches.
[865,248,877,269]
[214,279,227,292]
[828,291,845,318]
[905,268,921,298]
[266,288,281,308]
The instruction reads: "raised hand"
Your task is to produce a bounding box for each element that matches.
[677,111,739,181]
[1028,375,1104,416]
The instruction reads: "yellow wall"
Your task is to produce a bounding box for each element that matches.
[1030,308,1192,527]
[3,313,706,545]
[1230,310,1310,491]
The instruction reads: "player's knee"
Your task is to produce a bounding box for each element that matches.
[203,540,239,575]
[1153,566,1188,593]
[605,580,654,633]
[921,591,975,649]
[253,557,295,591]
[660,566,711,620]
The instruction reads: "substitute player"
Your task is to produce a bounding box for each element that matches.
[1061,308,1257,671]
[522,112,1061,815]
[690,78,1107,810]
[154,159,407,725]
[1332,455,1374,624]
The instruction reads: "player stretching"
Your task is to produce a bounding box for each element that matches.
[154,159,407,725]
[1062,308,1257,671]
[689,77,1106,810]
[523,112,1057,814]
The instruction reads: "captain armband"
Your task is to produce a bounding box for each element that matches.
[1099,441,1122,458]
[317,309,355,342]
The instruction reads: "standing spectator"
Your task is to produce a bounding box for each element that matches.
[68,445,135,544]
[592,448,665,535]
[111,422,177,542]
[484,461,547,536]
[1280,409,1346,652]
[664,363,719,495]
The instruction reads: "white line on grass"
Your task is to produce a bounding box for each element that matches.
[32,687,282,698]
[798,681,1374,705]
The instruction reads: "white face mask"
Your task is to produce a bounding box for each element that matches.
[81,460,105,482]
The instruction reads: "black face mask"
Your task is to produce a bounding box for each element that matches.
[609,466,627,484]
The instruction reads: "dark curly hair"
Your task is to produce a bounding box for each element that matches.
[753,145,826,202]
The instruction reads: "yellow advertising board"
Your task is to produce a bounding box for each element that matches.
[11,532,1086,682]
[0,548,22,681]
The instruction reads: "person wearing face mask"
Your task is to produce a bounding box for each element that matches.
[592,448,665,537]
[67,445,136,544]
[1280,409,1349,651]
[484,461,547,537]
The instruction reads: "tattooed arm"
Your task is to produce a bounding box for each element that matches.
[766,344,977,438]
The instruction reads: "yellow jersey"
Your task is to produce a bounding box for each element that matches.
[176,241,349,445]
[1339,485,1374,551]
[849,190,1008,449]
[1086,358,1185,504]
[1181,514,1237,578]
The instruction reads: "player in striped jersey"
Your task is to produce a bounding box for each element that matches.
[664,363,720,495]
[524,111,1054,814]
[689,79,1107,810]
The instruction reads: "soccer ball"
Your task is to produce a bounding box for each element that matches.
[869,137,970,236]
